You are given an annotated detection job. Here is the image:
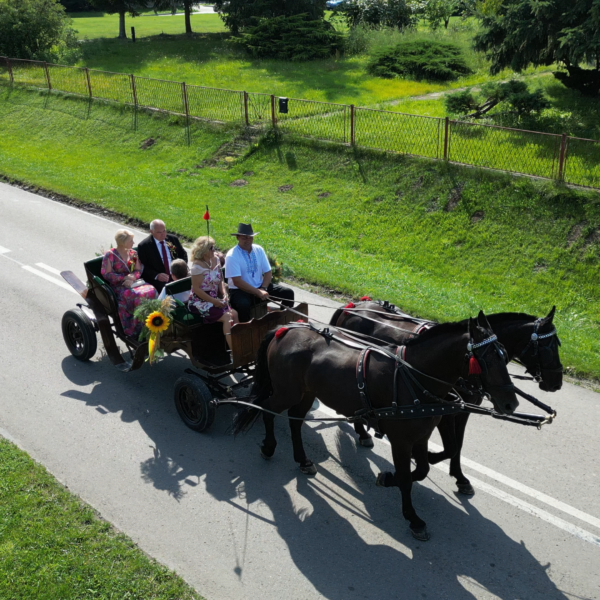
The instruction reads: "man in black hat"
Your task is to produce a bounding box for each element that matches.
[225,223,294,322]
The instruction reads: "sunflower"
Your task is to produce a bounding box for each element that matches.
[146,311,170,333]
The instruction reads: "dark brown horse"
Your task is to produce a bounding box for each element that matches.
[232,312,519,540]
[330,302,563,493]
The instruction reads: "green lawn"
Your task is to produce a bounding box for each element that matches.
[0,437,202,599]
[70,10,227,39]
[1,86,599,382]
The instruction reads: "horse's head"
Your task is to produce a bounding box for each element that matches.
[468,311,519,415]
[520,306,563,392]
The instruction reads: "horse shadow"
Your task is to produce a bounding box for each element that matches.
[60,355,571,600]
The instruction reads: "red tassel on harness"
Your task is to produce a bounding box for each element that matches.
[275,327,289,339]
[469,355,482,375]
[343,302,356,316]
[360,296,372,301]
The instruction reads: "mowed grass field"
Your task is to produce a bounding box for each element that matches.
[0,86,599,381]
[0,437,202,599]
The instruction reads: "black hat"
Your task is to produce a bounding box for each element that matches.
[231,223,259,237]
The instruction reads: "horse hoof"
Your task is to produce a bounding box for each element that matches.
[376,471,393,487]
[457,482,475,495]
[300,461,317,475]
[260,448,273,460]
[358,436,374,448]
[410,527,430,542]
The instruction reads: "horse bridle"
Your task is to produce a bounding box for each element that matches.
[514,318,562,383]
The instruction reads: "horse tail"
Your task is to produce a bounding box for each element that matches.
[231,329,277,436]
[329,307,344,326]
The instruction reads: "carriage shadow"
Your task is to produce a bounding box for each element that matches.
[60,355,568,600]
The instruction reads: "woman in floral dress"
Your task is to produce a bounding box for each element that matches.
[101,229,157,336]
[188,236,238,349]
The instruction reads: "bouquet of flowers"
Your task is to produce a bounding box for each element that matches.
[134,297,175,364]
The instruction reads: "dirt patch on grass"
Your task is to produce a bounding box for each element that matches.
[278,184,294,192]
[318,191,331,198]
[445,183,464,212]
[471,210,484,222]
[230,179,248,187]
[567,221,587,247]
[139,137,156,150]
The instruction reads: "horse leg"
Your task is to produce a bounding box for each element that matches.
[353,422,374,448]
[260,401,277,460]
[289,393,318,475]
[378,437,429,541]
[411,441,430,482]
[428,415,458,466]
[448,413,474,495]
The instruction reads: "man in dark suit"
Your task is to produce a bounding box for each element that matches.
[137,219,188,293]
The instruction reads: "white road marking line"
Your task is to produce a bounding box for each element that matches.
[314,404,600,544]
[22,265,78,294]
[35,262,63,276]
[468,475,600,548]
[0,245,11,254]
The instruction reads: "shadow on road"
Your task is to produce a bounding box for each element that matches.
[61,354,568,600]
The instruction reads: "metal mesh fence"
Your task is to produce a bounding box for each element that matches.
[3,56,600,189]
[48,64,88,97]
[186,85,243,123]
[9,59,47,89]
[448,121,562,180]
[88,69,132,104]
[134,76,184,114]
[355,108,442,158]
[247,92,272,125]
[276,98,349,144]
[563,137,600,189]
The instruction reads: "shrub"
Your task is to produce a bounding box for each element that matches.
[241,13,343,61]
[0,0,80,62]
[367,39,471,81]
[333,0,415,30]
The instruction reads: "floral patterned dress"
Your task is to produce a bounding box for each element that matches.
[188,262,229,324]
[101,249,157,336]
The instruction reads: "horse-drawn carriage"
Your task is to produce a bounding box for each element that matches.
[60,255,308,431]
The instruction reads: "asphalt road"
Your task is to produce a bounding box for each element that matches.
[1,181,599,600]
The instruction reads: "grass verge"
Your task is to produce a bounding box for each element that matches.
[0,86,599,381]
[0,436,201,599]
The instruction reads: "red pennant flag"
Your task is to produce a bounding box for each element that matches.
[203,209,210,221]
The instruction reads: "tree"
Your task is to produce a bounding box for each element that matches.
[152,0,195,35]
[334,0,415,30]
[213,0,327,35]
[89,0,143,38]
[0,0,79,61]
[475,0,600,96]
[58,0,94,11]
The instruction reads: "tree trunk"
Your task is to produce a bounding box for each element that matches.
[118,10,127,39]
[444,17,450,29]
[185,1,193,35]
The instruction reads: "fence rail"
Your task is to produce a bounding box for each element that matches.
[1,55,599,190]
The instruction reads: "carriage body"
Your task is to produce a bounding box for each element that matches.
[60,256,308,431]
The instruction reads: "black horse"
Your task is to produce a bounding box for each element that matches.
[233,312,519,540]
[330,302,563,493]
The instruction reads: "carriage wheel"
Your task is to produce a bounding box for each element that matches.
[174,375,216,432]
[61,308,97,362]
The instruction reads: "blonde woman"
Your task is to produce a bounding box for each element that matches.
[101,229,157,336]
[188,236,238,348]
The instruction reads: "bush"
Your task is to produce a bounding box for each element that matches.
[333,0,415,30]
[367,39,471,81]
[241,13,343,61]
[0,0,80,62]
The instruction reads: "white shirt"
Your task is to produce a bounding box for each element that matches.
[153,237,172,276]
[225,244,271,290]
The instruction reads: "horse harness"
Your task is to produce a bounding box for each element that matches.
[513,318,562,382]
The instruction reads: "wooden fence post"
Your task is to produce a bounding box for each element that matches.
[130,73,137,107]
[350,104,355,146]
[557,133,568,181]
[443,117,449,160]
[84,67,92,98]
[270,94,276,127]
[44,62,51,91]
[243,91,249,126]
[5,57,14,84]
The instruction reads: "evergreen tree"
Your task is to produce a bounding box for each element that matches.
[475,0,600,95]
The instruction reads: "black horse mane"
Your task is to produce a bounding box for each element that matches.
[405,321,466,346]
[455,312,537,327]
